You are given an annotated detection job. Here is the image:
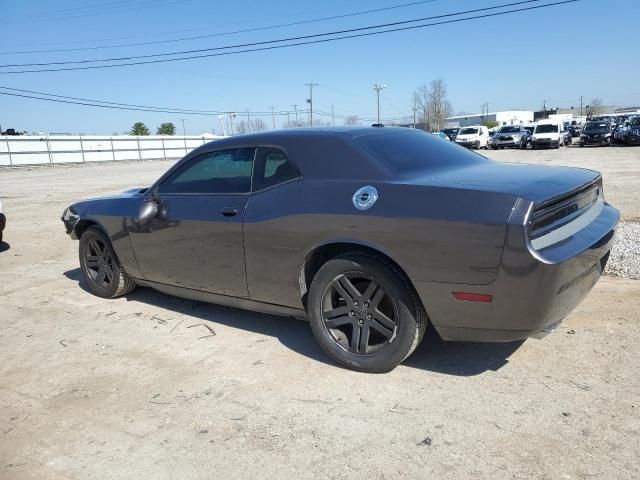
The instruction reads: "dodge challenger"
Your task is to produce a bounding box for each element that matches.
[62,127,619,372]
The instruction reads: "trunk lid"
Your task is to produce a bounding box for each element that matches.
[407,162,600,205]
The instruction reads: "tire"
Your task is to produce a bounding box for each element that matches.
[307,253,427,373]
[79,226,136,298]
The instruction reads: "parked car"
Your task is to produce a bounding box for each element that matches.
[431,132,450,141]
[440,127,460,141]
[454,125,489,149]
[0,200,4,243]
[61,127,619,373]
[612,123,628,144]
[580,121,612,147]
[531,120,563,149]
[569,124,582,137]
[491,125,530,149]
[625,116,640,145]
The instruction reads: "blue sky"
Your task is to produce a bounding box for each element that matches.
[0,0,637,134]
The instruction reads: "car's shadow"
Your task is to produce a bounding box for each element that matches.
[0,241,10,253]
[64,268,524,376]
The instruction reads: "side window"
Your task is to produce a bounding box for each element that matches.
[253,147,301,191]
[158,148,255,194]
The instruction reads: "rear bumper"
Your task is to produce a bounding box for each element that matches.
[416,199,619,342]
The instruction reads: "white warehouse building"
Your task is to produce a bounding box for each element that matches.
[446,110,534,127]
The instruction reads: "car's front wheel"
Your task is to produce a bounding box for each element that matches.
[307,254,427,373]
[79,227,136,298]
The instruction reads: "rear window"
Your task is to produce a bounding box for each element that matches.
[353,129,487,174]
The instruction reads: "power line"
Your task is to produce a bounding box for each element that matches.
[0,0,575,72]
[0,0,440,55]
[1,0,196,25]
[0,88,401,123]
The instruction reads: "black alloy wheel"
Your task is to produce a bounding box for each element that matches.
[84,237,115,289]
[308,254,427,373]
[321,272,398,356]
[79,227,136,298]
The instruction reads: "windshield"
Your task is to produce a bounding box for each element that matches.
[442,128,458,134]
[498,126,520,133]
[534,124,558,134]
[459,128,478,135]
[354,129,487,174]
[584,122,609,131]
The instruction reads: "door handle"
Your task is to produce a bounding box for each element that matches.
[220,207,239,217]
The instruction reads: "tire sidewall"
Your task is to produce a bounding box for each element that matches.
[308,255,419,373]
[79,227,122,299]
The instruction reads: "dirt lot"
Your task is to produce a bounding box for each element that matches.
[1,145,639,479]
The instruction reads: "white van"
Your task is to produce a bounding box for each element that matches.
[454,125,489,149]
[531,120,562,149]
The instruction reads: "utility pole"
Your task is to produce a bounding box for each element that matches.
[373,84,387,124]
[542,100,547,119]
[305,82,318,126]
[286,112,291,127]
[270,106,276,129]
[580,96,583,117]
[246,110,251,133]
[331,105,335,126]
[292,104,299,126]
[229,114,235,135]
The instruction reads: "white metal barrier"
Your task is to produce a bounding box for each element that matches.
[0,135,225,167]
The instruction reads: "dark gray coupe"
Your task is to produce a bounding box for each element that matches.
[62,127,619,372]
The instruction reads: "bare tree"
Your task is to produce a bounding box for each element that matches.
[252,118,268,132]
[344,115,361,126]
[587,98,605,118]
[236,118,268,134]
[412,85,430,131]
[412,79,454,131]
[427,79,453,131]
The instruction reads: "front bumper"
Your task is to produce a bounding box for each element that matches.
[581,136,610,145]
[455,140,479,148]
[626,134,640,145]
[416,199,619,342]
[61,207,81,239]
[532,139,559,148]
[493,139,521,147]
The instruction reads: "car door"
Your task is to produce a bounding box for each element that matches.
[130,147,255,297]
[243,146,304,307]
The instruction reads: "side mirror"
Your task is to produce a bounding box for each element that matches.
[138,199,159,225]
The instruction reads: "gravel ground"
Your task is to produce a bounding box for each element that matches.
[1,146,639,479]
[606,222,640,280]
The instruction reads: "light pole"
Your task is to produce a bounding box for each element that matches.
[181,118,187,153]
[291,104,299,126]
[373,84,386,124]
[218,112,236,136]
[305,82,318,126]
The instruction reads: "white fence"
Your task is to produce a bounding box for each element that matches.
[0,135,225,167]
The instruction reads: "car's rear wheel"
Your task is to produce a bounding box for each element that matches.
[307,254,427,373]
[79,227,136,298]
